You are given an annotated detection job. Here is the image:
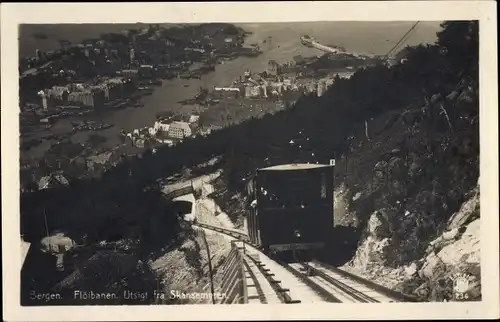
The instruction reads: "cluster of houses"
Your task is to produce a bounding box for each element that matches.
[125,114,201,148]
[211,60,351,101]
[37,76,136,111]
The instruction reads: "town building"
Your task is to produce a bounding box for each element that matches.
[213,86,241,99]
[47,86,70,100]
[154,119,171,133]
[139,65,154,78]
[267,60,280,76]
[120,69,139,78]
[37,173,70,190]
[317,80,326,97]
[129,48,135,62]
[188,114,200,127]
[168,121,192,139]
[67,88,105,109]
[98,77,128,101]
[37,90,48,111]
[245,85,262,98]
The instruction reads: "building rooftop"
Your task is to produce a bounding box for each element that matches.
[189,115,200,123]
[259,163,332,171]
[169,121,191,131]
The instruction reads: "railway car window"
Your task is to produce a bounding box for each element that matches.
[257,171,328,209]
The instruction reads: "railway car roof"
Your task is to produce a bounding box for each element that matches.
[258,163,332,171]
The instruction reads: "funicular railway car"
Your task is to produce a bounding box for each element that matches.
[246,163,334,256]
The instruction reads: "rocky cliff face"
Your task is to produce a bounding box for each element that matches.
[339,85,479,301]
[342,181,480,301]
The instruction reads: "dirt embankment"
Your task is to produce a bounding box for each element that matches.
[150,227,231,304]
[150,170,239,304]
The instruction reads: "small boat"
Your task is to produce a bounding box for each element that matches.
[184,84,190,87]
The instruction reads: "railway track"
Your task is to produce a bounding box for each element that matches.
[285,261,397,303]
[195,222,417,304]
[225,241,301,304]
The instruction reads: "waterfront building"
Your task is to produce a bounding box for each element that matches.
[154,119,171,133]
[149,127,158,136]
[214,87,241,99]
[135,139,145,148]
[37,90,48,111]
[267,60,280,76]
[245,85,262,98]
[168,121,192,139]
[317,80,326,97]
[47,86,70,101]
[130,48,135,62]
[139,65,154,78]
[99,77,126,101]
[67,89,105,109]
[120,69,139,78]
[244,86,252,98]
[35,49,42,61]
[188,114,200,126]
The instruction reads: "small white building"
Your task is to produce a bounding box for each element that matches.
[188,114,200,125]
[149,127,158,136]
[214,87,240,92]
[154,120,171,133]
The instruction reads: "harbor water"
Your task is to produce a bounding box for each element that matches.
[21,22,441,160]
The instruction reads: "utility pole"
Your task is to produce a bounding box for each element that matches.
[197,228,216,304]
[44,207,51,252]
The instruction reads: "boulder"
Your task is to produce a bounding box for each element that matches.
[367,211,392,239]
[420,219,480,281]
[349,235,394,269]
[447,192,479,229]
[414,282,430,298]
[427,227,460,252]
[352,192,362,201]
[419,252,446,279]
[404,262,418,277]
[440,219,480,265]
[442,228,460,240]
